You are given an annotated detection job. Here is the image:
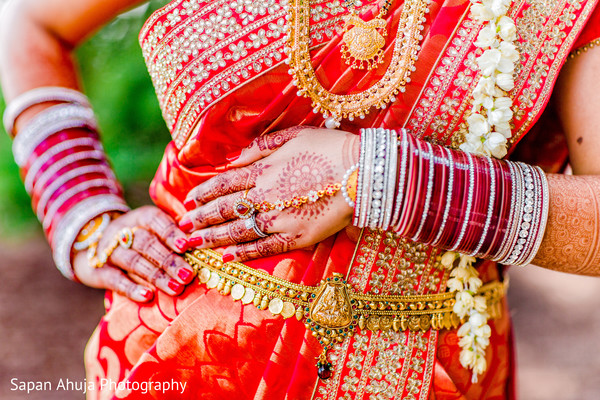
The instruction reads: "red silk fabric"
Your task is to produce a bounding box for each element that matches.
[84,0,599,399]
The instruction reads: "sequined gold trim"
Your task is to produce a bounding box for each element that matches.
[569,37,600,59]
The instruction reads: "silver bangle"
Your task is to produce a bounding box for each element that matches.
[493,161,522,262]
[391,129,409,229]
[470,156,496,257]
[51,194,129,280]
[382,129,398,231]
[35,164,115,220]
[450,151,474,251]
[369,128,387,229]
[520,166,549,266]
[358,128,375,228]
[42,178,121,230]
[3,86,90,137]
[24,137,103,193]
[31,150,107,197]
[354,128,368,226]
[432,147,454,246]
[412,141,434,241]
[12,104,97,167]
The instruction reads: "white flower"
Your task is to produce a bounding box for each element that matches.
[475,23,497,48]
[466,275,483,292]
[473,76,499,99]
[457,320,472,337]
[477,48,502,76]
[494,121,512,138]
[459,348,476,368]
[460,133,485,154]
[454,291,475,318]
[441,251,458,268]
[483,131,508,158]
[484,0,510,17]
[467,113,490,136]
[459,333,475,349]
[495,72,515,91]
[274,200,285,211]
[473,323,492,339]
[307,190,319,202]
[473,295,488,313]
[469,311,486,328]
[470,3,495,22]
[497,15,517,42]
[473,354,487,376]
[447,278,464,293]
[498,41,519,72]
[458,255,477,269]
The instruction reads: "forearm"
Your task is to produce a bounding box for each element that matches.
[532,173,600,275]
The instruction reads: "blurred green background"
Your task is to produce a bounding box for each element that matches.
[0,1,170,239]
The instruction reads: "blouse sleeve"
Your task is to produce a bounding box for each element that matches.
[572,3,600,51]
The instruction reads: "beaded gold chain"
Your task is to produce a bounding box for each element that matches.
[286,0,430,128]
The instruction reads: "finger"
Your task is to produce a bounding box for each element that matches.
[189,215,269,249]
[98,266,155,302]
[113,228,194,285]
[180,191,242,231]
[184,165,260,208]
[222,232,301,262]
[136,206,189,252]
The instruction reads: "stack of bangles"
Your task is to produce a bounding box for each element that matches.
[4,86,130,279]
[344,127,549,266]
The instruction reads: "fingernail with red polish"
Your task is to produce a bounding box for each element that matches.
[174,238,189,252]
[226,149,242,162]
[138,287,153,301]
[178,268,193,283]
[179,217,194,232]
[223,254,234,263]
[183,198,196,210]
[188,236,203,247]
[168,279,182,292]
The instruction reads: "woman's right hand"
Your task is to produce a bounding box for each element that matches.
[72,206,195,302]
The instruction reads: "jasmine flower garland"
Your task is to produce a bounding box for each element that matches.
[452,0,519,383]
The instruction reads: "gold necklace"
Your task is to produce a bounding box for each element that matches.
[341,0,394,70]
[286,0,430,128]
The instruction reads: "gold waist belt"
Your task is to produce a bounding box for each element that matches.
[185,248,505,333]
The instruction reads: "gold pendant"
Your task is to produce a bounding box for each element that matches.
[341,13,388,70]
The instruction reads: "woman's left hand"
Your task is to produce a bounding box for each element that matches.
[180,126,359,262]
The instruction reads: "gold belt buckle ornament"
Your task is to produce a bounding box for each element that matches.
[307,273,357,379]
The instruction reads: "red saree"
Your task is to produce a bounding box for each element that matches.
[84,0,600,398]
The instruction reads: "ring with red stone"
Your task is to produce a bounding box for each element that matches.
[233,191,256,220]
[117,226,139,249]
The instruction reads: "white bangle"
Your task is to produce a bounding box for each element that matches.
[12,103,97,167]
[51,194,129,280]
[24,137,103,193]
[3,86,90,137]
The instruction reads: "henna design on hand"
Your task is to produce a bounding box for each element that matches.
[194,162,267,204]
[233,232,301,261]
[533,174,600,275]
[274,152,336,220]
[198,219,263,248]
[257,126,319,151]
